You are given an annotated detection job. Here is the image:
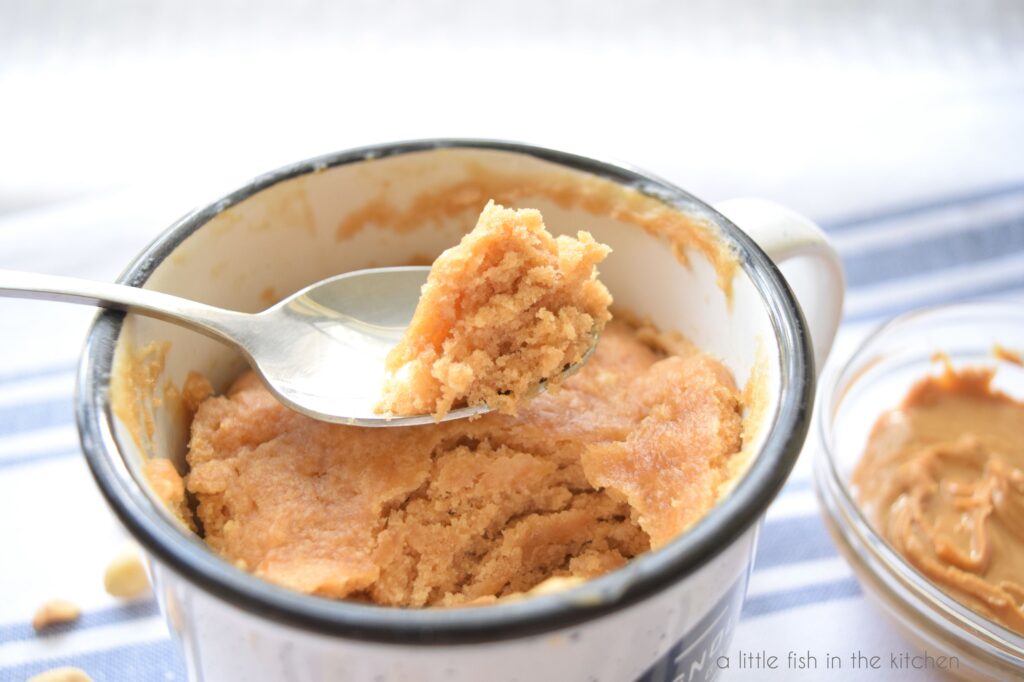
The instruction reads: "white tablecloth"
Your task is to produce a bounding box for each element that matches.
[1,2,1023,680]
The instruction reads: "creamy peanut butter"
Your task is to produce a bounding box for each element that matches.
[854,360,1024,634]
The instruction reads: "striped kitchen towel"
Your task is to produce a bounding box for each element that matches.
[1,182,1024,681]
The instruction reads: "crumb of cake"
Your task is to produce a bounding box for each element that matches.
[186,320,743,607]
[377,200,612,419]
[181,371,214,414]
[103,544,150,599]
[31,599,81,631]
[527,575,586,597]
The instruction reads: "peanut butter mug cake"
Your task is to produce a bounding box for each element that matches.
[181,202,746,607]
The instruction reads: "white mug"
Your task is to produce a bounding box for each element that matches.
[77,140,844,681]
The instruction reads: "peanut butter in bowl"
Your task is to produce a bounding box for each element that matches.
[853,354,1024,636]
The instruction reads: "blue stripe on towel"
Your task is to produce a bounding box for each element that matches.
[755,515,838,569]
[0,447,79,470]
[821,182,1024,232]
[0,361,77,386]
[842,214,1024,287]
[845,279,1024,324]
[781,478,812,494]
[742,577,862,619]
[0,639,186,682]
[0,397,72,436]
[0,601,160,644]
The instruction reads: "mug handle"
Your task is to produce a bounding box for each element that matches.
[714,198,846,374]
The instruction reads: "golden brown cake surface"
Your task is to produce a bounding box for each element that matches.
[378,200,612,419]
[186,321,743,607]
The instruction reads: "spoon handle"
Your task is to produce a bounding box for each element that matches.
[0,269,250,343]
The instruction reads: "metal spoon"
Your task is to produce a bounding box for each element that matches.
[0,266,597,426]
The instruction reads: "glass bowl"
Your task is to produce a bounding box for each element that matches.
[814,303,1024,680]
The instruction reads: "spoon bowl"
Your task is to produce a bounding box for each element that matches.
[245,266,500,425]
